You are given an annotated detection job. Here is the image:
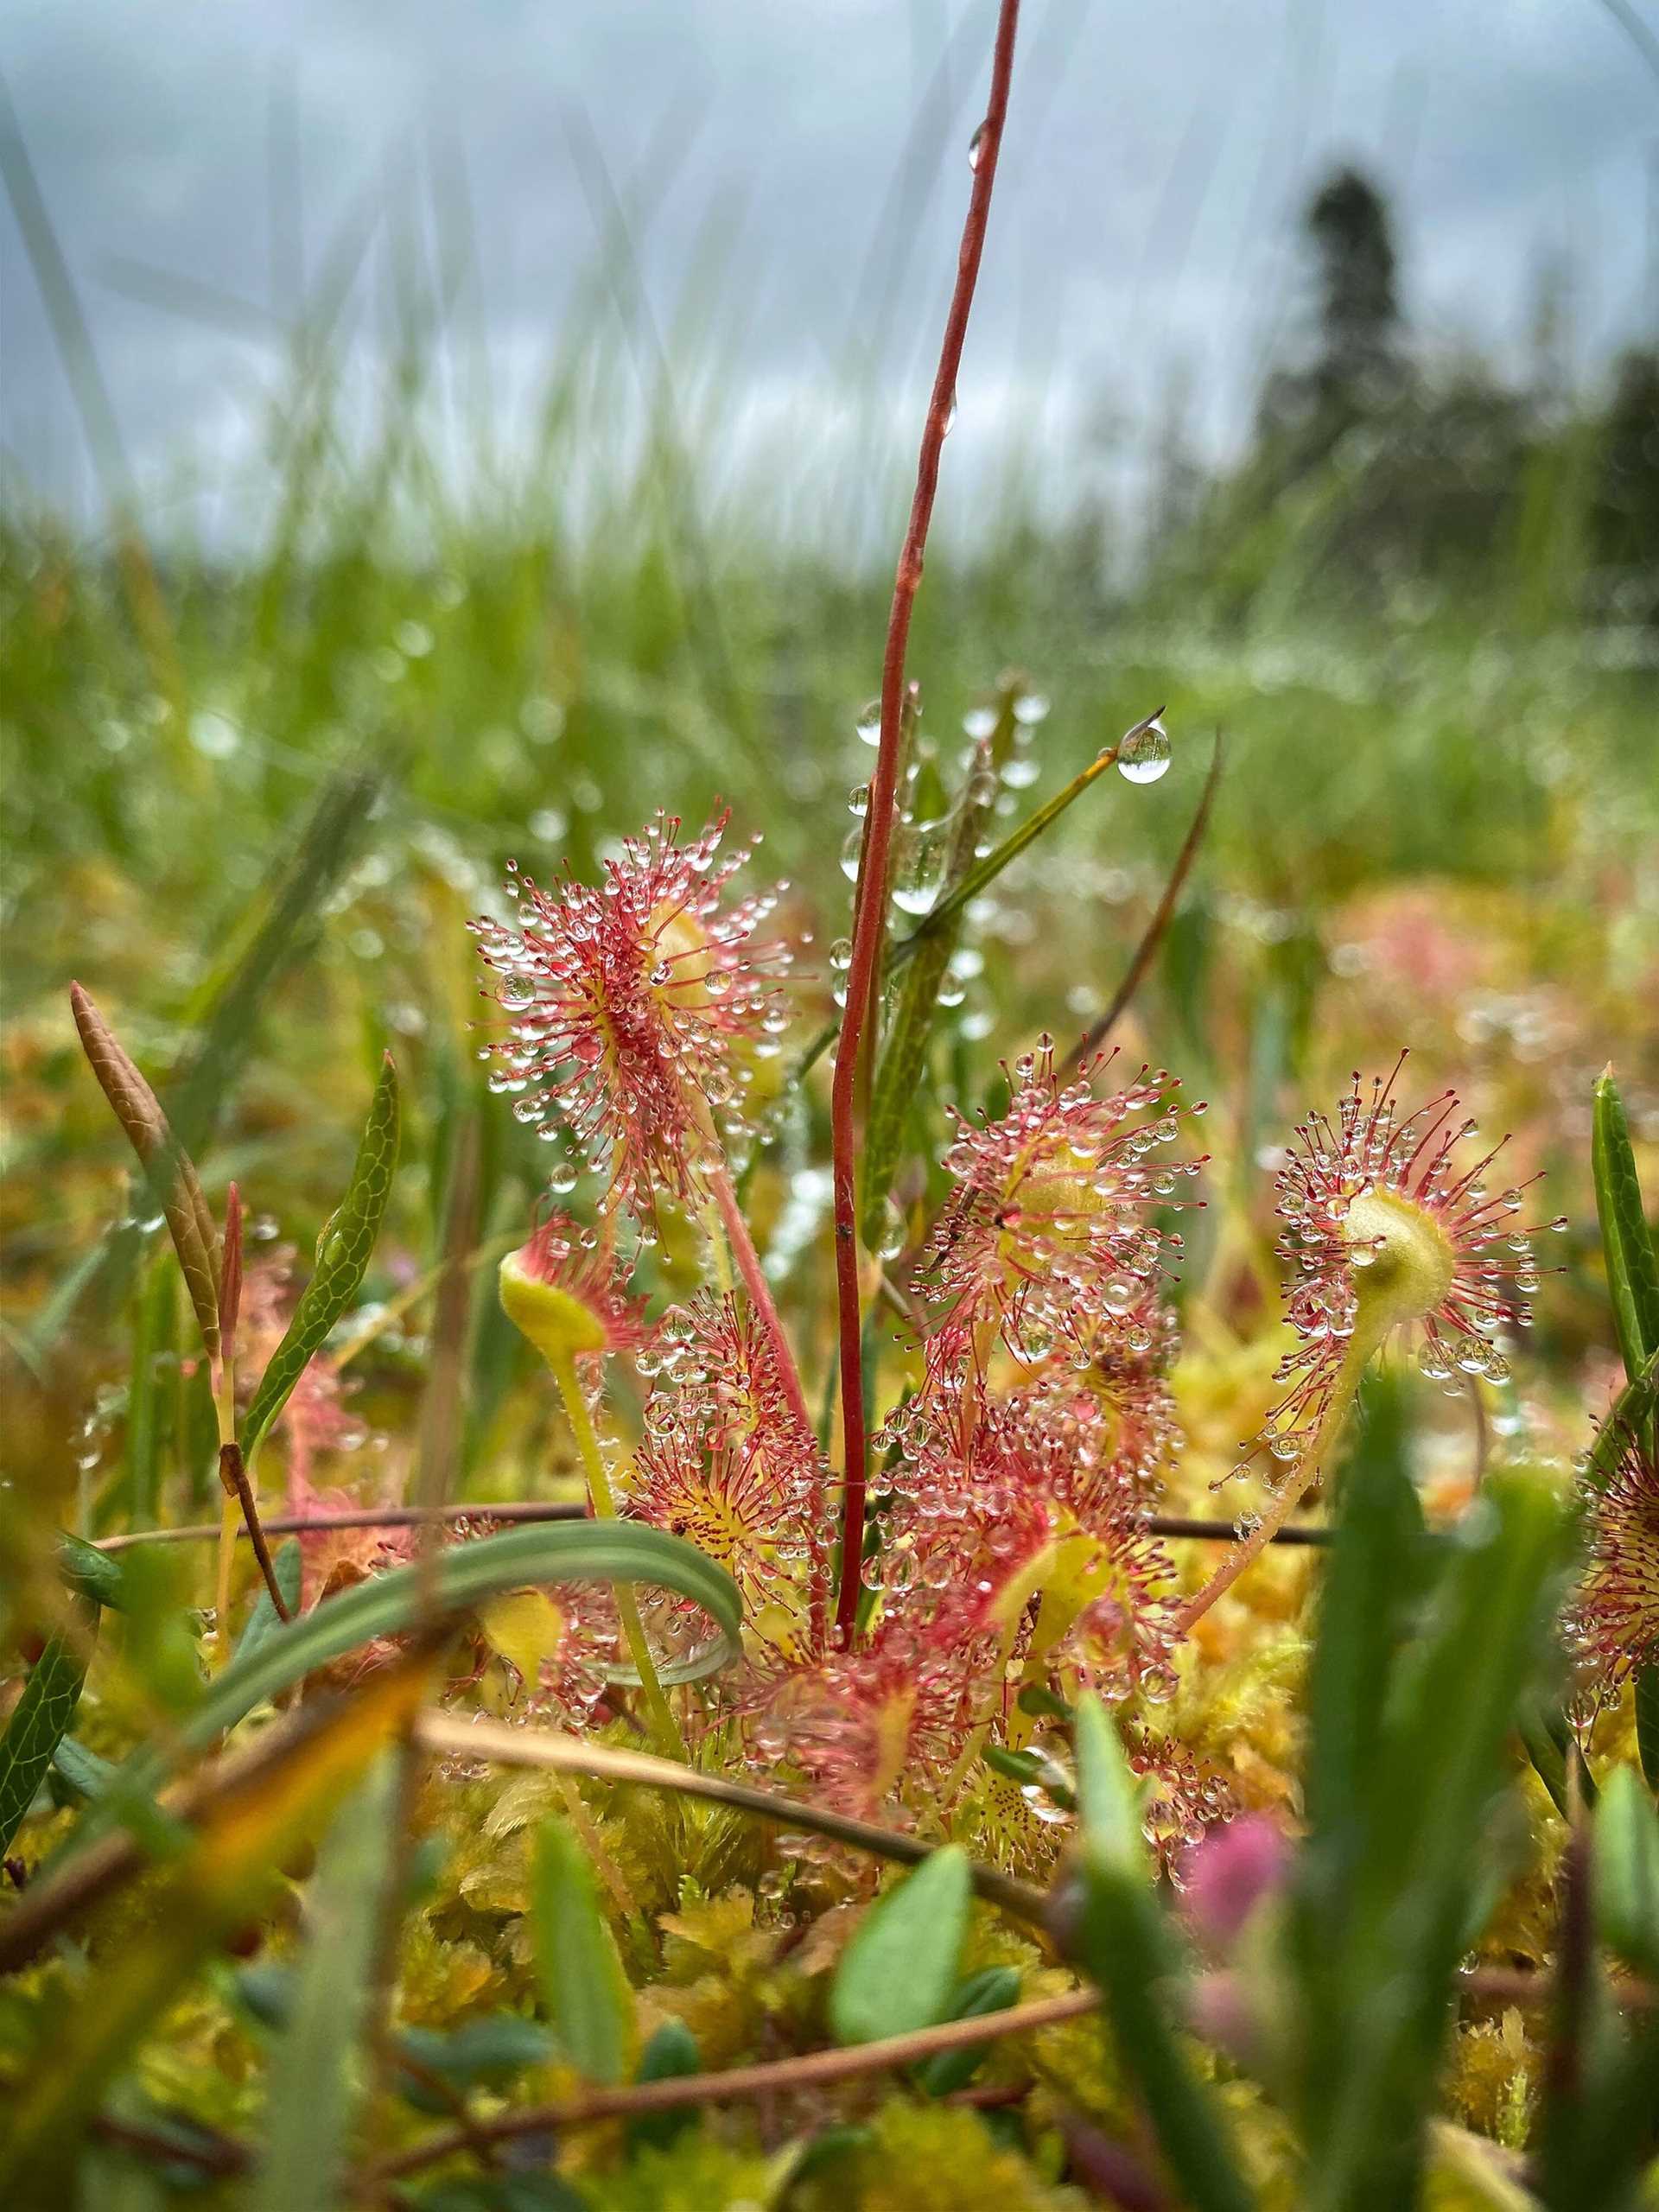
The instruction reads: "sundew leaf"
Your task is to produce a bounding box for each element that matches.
[1594,1764,1659,1980]
[629,2019,702,2150]
[828,1843,970,2045]
[533,1816,634,2084]
[69,982,221,1363]
[0,1607,98,1855]
[1592,1068,1659,1392]
[241,1052,400,1465]
[253,1752,401,2212]
[1071,1695,1255,2212]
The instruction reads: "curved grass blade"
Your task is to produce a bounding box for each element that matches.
[109,1520,741,1805]
[69,982,220,1362]
[253,1752,401,2212]
[0,1604,99,1855]
[240,1052,400,1465]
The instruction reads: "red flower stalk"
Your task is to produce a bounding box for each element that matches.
[1572,1427,1659,1685]
[1245,1055,1563,1478]
[918,1037,1200,1373]
[628,1293,829,1644]
[472,810,791,1220]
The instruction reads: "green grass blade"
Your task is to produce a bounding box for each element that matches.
[253,1752,401,2212]
[1595,1764,1659,1980]
[235,1539,304,1662]
[1071,1696,1256,2212]
[56,1531,129,1611]
[829,1843,971,2045]
[533,1815,633,2084]
[1592,1068,1659,1391]
[0,1606,98,1855]
[241,1052,401,1464]
[101,1520,741,1809]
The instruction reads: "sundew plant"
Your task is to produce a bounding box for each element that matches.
[3,4,1659,2209]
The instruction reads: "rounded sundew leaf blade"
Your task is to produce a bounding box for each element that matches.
[102,1521,741,1805]
[68,982,221,1362]
[0,1610,98,1856]
[239,1052,401,1465]
[533,1815,633,2085]
[1592,1068,1659,1394]
[252,1752,401,2212]
[828,1842,971,2046]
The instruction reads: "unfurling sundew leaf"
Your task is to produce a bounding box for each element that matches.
[829,1842,971,2046]
[69,981,221,1362]
[240,1051,401,1465]
[533,1815,633,2084]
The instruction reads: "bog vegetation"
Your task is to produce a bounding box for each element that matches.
[2,8,1658,2209]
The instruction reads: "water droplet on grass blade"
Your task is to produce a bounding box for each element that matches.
[1116,715,1173,785]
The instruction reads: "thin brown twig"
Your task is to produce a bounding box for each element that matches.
[1065,728,1225,1071]
[89,1501,588,1551]
[412,1710,1048,1923]
[831,0,1023,1649]
[359,1988,1099,2185]
[217,1441,291,1620]
[88,1500,1330,1554]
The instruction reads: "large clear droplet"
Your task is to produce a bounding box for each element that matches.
[968,119,989,171]
[855,698,882,747]
[890,818,949,917]
[871,1196,906,1260]
[1116,715,1172,785]
[840,824,866,882]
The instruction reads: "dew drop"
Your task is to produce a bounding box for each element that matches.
[855,698,882,747]
[1116,715,1173,785]
[969,119,989,171]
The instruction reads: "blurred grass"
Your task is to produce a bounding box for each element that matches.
[1,158,1656,1538]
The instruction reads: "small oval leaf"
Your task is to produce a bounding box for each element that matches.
[533,1816,632,2084]
[829,1842,971,2045]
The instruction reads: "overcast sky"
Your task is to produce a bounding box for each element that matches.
[3,0,1654,533]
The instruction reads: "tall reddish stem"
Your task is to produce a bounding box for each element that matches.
[830,0,1022,1648]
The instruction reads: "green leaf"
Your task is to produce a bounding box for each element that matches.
[56,1530,128,1611]
[628,2017,702,2149]
[241,1052,401,1464]
[533,1815,632,2085]
[1581,1348,1658,1494]
[1595,1764,1659,1980]
[829,1843,971,2046]
[253,1752,401,2212]
[914,1965,1021,2096]
[1071,1696,1255,2212]
[0,1606,98,1855]
[235,1538,304,1662]
[1592,1068,1659,1391]
[100,1520,742,1821]
[48,1735,117,1808]
[1637,1666,1659,1796]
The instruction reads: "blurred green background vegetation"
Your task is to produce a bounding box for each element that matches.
[3,149,1656,1530]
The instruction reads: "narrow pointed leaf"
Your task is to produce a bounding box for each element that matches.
[0,1606,98,1855]
[70,982,220,1361]
[829,1843,971,2045]
[1071,1696,1255,2212]
[533,1816,632,2084]
[1592,1068,1659,1390]
[235,1539,305,1662]
[254,1752,401,2212]
[1595,1764,1659,1979]
[241,1052,400,1464]
[914,1965,1021,2095]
